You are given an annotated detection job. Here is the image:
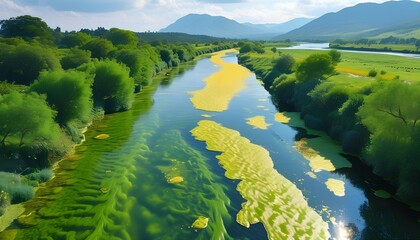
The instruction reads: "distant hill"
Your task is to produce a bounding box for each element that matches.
[160,14,311,40]
[244,18,313,34]
[137,32,231,43]
[160,14,262,39]
[274,1,420,41]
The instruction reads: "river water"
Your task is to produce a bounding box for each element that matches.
[2,52,419,239]
[283,43,420,58]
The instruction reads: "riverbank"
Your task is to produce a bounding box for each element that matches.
[238,44,420,208]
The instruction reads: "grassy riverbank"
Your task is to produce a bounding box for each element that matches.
[238,44,420,206]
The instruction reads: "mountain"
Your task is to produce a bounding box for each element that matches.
[160,14,262,39]
[159,14,311,40]
[244,18,313,34]
[274,1,420,41]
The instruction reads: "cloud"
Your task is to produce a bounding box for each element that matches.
[12,0,144,12]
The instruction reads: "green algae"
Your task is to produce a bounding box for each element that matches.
[192,216,209,229]
[191,120,330,240]
[130,125,234,240]
[2,78,160,240]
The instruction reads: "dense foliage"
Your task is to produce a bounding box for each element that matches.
[0,15,235,205]
[238,46,419,203]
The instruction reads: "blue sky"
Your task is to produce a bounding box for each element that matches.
[0,0,410,32]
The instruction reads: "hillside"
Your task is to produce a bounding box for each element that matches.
[160,14,311,40]
[274,1,420,41]
[160,14,262,39]
[137,32,230,43]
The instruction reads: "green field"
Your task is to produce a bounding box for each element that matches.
[254,47,420,83]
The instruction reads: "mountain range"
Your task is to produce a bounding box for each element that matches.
[160,1,420,41]
[159,14,312,40]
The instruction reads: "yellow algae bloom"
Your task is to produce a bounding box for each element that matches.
[305,171,317,179]
[192,216,209,229]
[189,50,252,112]
[246,116,271,130]
[201,114,213,118]
[191,120,330,240]
[167,176,184,184]
[274,112,291,124]
[93,134,110,140]
[325,178,345,197]
[294,139,336,172]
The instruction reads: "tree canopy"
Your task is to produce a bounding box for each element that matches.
[0,44,61,85]
[106,28,138,47]
[30,70,92,125]
[296,53,335,82]
[0,91,60,147]
[0,15,53,43]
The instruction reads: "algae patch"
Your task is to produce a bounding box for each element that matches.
[94,134,110,140]
[189,50,252,112]
[294,139,336,172]
[246,116,271,130]
[325,178,345,197]
[167,176,184,184]
[191,120,330,240]
[274,112,291,124]
[192,216,209,229]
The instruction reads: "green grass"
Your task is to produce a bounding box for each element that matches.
[248,47,420,83]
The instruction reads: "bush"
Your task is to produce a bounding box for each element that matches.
[82,59,134,113]
[368,69,377,77]
[26,169,53,183]
[61,48,91,70]
[0,172,35,204]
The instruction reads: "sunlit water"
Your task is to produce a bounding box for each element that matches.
[3,53,419,240]
[282,43,420,58]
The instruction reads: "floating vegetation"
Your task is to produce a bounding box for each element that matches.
[294,139,336,172]
[306,171,317,179]
[93,134,110,140]
[192,216,209,229]
[274,112,291,124]
[374,190,392,199]
[246,116,271,130]
[325,178,345,197]
[189,50,252,112]
[167,176,184,184]
[191,120,330,240]
[201,114,213,118]
[132,127,234,239]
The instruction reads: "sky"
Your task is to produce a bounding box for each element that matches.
[0,0,410,32]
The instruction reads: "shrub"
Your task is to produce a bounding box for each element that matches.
[26,169,53,183]
[368,69,377,77]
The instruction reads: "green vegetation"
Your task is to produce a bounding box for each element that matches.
[0,14,236,210]
[330,37,420,54]
[238,43,420,204]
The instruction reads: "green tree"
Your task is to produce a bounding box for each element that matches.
[358,80,420,201]
[0,15,53,44]
[273,54,295,74]
[81,59,134,113]
[29,70,92,125]
[328,49,341,65]
[0,91,60,147]
[296,53,335,82]
[60,32,92,48]
[0,44,61,85]
[61,48,91,70]
[82,38,114,59]
[106,28,138,47]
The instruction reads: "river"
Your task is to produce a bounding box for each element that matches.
[283,43,420,58]
[1,51,419,239]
